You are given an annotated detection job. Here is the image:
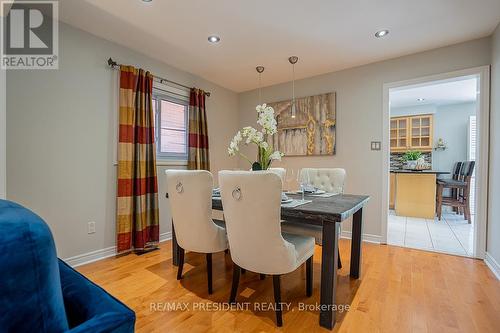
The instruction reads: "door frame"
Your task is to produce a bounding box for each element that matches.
[381,66,490,259]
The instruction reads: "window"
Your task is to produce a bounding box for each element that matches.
[153,94,189,160]
[468,115,476,215]
[468,115,476,161]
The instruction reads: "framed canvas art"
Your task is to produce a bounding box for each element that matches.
[267,92,336,156]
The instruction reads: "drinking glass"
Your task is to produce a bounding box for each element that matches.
[285,168,295,192]
[298,169,310,201]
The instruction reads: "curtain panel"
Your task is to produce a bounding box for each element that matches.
[117,65,159,254]
[187,88,210,170]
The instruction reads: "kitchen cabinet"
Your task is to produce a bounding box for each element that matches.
[390,170,450,219]
[389,173,395,209]
[394,172,436,219]
[390,114,433,152]
[390,117,408,151]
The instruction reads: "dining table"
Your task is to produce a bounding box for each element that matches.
[170,192,370,330]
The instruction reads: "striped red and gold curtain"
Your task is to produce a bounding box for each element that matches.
[187,88,210,170]
[117,65,159,254]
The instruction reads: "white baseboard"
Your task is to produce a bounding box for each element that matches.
[160,231,172,243]
[64,230,383,268]
[64,231,172,268]
[63,246,117,268]
[484,252,500,280]
[341,230,381,244]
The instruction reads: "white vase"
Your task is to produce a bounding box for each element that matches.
[406,160,417,170]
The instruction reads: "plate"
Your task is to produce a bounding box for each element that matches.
[296,189,326,195]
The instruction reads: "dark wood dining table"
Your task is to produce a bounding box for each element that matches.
[171,193,370,330]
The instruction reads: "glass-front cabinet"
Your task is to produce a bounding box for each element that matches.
[390,114,433,152]
[390,117,408,151]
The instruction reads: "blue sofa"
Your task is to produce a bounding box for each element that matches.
[0,199,136,333]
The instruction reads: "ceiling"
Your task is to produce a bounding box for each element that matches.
[59,0,500,92]
[390,77,478,108]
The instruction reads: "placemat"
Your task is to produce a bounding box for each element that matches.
[310,192,340,198]
[281,199,312,208]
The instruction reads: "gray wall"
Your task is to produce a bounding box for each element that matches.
[238,38,491,239]
[0,64,5,199]
[488,23,500,266]
[0,14,5,199]
[432,102,476,172]
[390,104,436,117]
[6,23,239,259]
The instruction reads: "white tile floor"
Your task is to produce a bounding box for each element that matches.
[387,210,474,257]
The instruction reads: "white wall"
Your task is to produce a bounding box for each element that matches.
[487,23,500,269]
[6,22,239,259]
[238,38,491,239]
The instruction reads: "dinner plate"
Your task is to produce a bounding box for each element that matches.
[296,189,326,195]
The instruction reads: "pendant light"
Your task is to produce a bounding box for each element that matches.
[256,65,265,104]
[288,56,298,118]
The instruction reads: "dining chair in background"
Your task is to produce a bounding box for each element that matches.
[281,168,346,268]
[436,161,475,223]
[299,168,346,194]
[450,161,464,213]
[166,170,228,294]
[436,162,463,212]
[219,171,315,327]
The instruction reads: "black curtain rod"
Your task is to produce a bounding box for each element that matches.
[107,58,211,97]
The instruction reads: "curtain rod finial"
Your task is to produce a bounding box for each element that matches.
[108,58,117,67]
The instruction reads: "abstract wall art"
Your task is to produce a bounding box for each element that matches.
[267,92,336,156]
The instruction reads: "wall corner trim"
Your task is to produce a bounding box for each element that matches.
[63,231,173,268]
[484,252,500,280]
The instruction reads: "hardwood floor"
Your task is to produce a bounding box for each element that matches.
[77,240,500,332]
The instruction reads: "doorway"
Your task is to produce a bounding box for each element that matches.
[381,67,490,258]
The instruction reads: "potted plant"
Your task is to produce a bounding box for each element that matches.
[402,150,422,170]
[228,104,284,170]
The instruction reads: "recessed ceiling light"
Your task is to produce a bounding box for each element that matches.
[417,98,425,102]
[208,35,221,43]
[141,0,152,2]
[375,29,389,38]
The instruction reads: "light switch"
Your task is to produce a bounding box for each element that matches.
[371,141,381,151]
[88,221,96,234]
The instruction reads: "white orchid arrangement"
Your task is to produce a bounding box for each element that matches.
[228,104,284,170]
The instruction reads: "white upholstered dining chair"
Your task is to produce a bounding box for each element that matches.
[219,171,315,327]
[165,170,228,294]
[299,168,346,193]
[282,168,346,268]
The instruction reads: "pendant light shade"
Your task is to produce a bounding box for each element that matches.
[288,56,298,118]
[291,102,296,119]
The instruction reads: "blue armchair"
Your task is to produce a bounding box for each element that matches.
[0,199,135,333]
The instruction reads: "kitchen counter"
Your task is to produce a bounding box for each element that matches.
[390,170,448,219]
[390,169,450,175]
